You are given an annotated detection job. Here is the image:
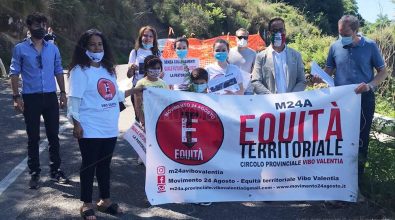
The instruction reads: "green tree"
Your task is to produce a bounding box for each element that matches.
[179,3,214,37]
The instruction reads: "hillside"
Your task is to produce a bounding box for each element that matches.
[0,0,369,72]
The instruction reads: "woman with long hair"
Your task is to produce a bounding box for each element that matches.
[127,25,160,84]
[68,29,141,220]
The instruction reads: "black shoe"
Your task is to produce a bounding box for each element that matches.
[29,173,40,189]
[50,170,69,184]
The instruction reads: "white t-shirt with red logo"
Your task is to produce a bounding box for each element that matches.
[69,65,123,138]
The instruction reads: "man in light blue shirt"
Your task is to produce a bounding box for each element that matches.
[9,12,68,189]
[324,15,387,185]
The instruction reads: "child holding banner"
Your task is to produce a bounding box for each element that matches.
[205,39,244,95]
[188,67,212,206]
[134,55,168,128]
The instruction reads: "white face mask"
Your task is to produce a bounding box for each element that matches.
[273,33,283,47]
[147,69,161,78]
[237,38,248,47]
[85,50,104,63]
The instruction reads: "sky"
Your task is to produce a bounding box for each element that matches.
[356,0,395,22]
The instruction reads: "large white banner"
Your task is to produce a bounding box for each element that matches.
[143,85,361,205]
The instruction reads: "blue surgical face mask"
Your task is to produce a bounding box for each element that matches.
[214,52,228,62]
[192,83,208,93]
[340,35,353,46]
[176,49,188,59]
[85,50,104,63]
[142,42,153,49]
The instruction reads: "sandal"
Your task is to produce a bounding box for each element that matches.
[97,203,122,215]
[80,207,96,220]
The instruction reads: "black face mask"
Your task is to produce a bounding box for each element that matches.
[30,28,46,39]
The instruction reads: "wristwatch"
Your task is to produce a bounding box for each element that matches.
[367,82,376,92]
[60,91,66,95]
[12,94,21,101]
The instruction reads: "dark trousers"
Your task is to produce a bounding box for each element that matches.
[22,92,61,175]
[358,91,375,176]
[78,137,117,203]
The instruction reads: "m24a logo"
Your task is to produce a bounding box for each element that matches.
[156,101,224,165]
[275,99,312,110]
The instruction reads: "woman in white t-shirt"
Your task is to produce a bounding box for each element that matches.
[127,26,161,85]
[68,29,141,220]
[205,39,244,95]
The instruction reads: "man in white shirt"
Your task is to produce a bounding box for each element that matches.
[251,17,305,94]
[228,28,256,94]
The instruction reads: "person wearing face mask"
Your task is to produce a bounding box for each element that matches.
[127,26,161,85]
[9,12,68,190]
[251,17,306,94]
[68,29,142,219]
[189,68,209,93]
[134,55,168,128]
[171,37,191,91]
[318,15,388,189]
[127,26,161,122]
[205,39,244,95]
[228,28,256,94]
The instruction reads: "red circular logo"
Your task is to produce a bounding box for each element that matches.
[97,78,116,101]
[156,101,224,165]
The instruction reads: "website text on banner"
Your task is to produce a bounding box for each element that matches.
[161,34,265,67]
[143,85,361,205]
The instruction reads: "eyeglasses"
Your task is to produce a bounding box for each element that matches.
[36,55,42,69]
[236,36,248,40]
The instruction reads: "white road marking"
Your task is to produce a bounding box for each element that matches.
[0,121,71,196]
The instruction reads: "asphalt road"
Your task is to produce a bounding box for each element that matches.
[0,65,392,219]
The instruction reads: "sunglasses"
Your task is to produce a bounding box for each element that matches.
[236,36,248,40]
[270,28,285,33]
[36,55,43,69]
